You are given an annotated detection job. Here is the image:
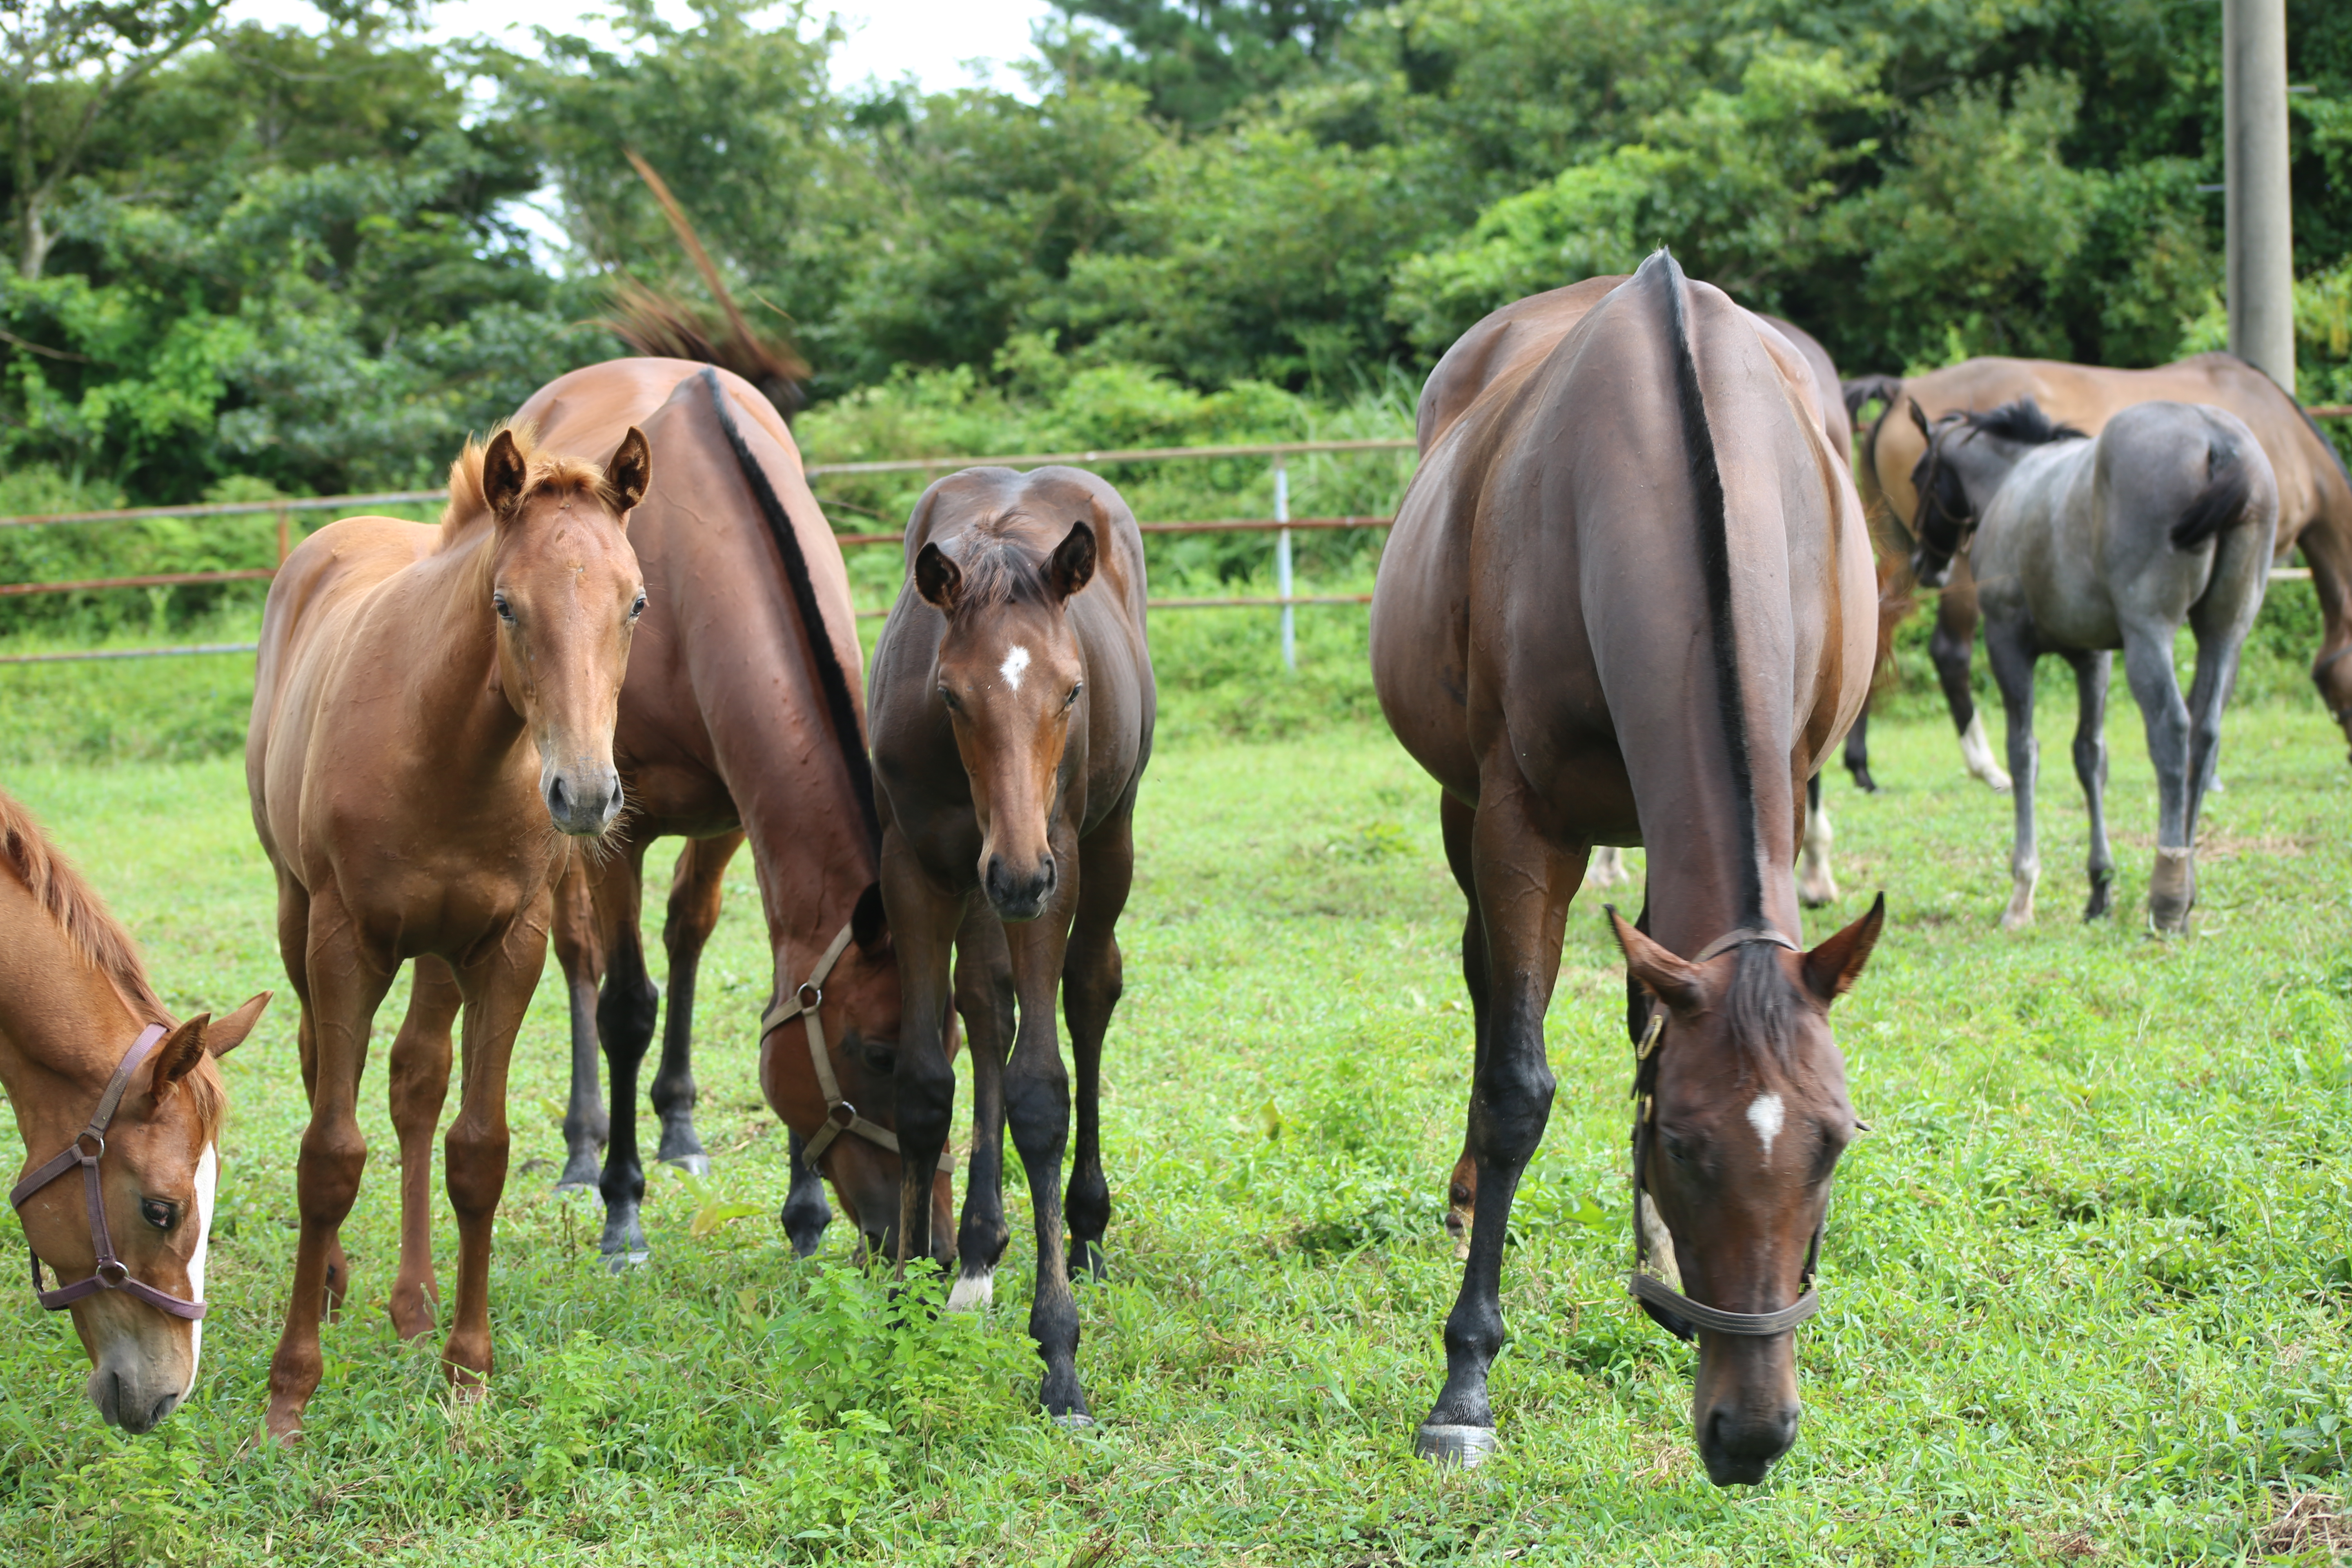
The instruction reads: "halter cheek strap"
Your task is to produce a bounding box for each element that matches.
[10,1024,207,1321]
[1628,929,1823,1341]
[760,924,951,1174]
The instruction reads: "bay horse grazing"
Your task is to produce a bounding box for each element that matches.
[500,359,927,1266]
[246,423,648,1441]
[0,789,267,1432]
[868,466,1154,1423]
[1907,398,2278,932]
[1372,253,1885,1483]
[1842,353,2352,788]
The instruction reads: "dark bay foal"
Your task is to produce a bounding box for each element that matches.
[868,466,1154,1423]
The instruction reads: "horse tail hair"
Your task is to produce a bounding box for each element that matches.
[1871,554,1913,695]
[2169,435,2259,550]
[1842,374,1903,426]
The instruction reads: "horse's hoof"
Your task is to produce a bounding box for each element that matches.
[601,1246,651,1274]
[1051,1412,1098,1432]
[658,1152,712,1178]
[1415,1423,1500,1468]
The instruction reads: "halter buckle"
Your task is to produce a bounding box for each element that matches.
[797,981,822,1012]
[825,1101,858,1130]
[74,1131,105,1162]
[94,1258,130,1289]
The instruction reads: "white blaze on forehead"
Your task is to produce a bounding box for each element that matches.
[185,1143,216,1392]
[998,644,1031,691]
[1746,1093,1786,1163]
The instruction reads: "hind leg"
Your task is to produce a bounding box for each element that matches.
[1583,845,1627,887]
[387,958,459,1340]
[593,840,661,1267]
[652,833,739,1176]
[1438,791,1491,1261]
[1984,615,2042,929]
[1797,772,1839,907]
[2060,650,2115,921]
[1843,704,1878,793]
[2120,619,2195,933]
[1419,766,1581,1465]
[551,855,608,1191]
[1062,802,1137,1282]
[950,905,1013,1308]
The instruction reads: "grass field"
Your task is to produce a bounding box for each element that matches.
[0,699,2349,1565]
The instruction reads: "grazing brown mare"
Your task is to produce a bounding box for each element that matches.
[868,466,1154,1422]
[0,789,267,1432]
[247,424,648,1441]
[492,358,931,1267]
[1841,354,2352,791]
[1372,253,1885,1484]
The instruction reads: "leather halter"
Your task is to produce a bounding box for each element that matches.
[759,924,950,1174]
[9,1024,207,1321]
[1910,425,1978,579]
[1627,929,1823,1341]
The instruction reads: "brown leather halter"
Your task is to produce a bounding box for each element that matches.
[9,1024,207,1321]
[760,924,950,1174]
[1627,929,1823,1341]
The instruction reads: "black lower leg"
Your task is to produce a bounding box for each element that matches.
[558,971,608,1190]
[649,953,705,1175]
[1843,705,1878,793]
[778,1128,832,1257]
[595,942,660,1267]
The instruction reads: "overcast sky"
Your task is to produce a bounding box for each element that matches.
[220,0,1062,98]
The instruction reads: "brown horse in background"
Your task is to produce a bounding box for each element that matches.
[868,466,1155,1423]
[1372,253,1884,1483]
[247,424,648,1441]
[1842,353,2352,789]
[0,789,267,1432]
[503,359,936,1267]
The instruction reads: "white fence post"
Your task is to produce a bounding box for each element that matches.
[1273,453,1294,672]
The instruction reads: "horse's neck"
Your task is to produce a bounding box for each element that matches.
[0,883,143,1148]
[744,784,874,986]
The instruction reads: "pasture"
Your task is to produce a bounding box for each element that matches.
[0,690,2348,1564]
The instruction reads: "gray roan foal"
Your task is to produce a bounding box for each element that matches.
[1907,397,2278,933]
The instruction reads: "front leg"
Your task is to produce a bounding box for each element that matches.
[653,833,742,1176]
[441,909,551,1392]
[882,827,964,1273]
[2060,650,2114,920]
[550,856,608,1191]
[1984,618,2041,930]
[779,1128,833,1258]
[592,841,659,1268]
[999,829,1089,1420]
[1935,568,2011,791]
[950,905,1014,1309]
[1419,767,1581,1466]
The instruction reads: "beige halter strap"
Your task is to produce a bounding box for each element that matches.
[760,922,949,1174]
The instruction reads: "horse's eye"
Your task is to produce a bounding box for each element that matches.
[937,687,960,713]
[862,1042,898,1076]
[1064,683,1082,709]
[140,1199,178,1232]
[629,592,647,620]
[493,592,516,624]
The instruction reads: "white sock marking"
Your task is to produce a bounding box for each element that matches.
[999,645,1030,692]
[1959,712,2012,791]
[946,1268,995,1312]
[1746,1093,1785,1163]
[185,1143,216,1393]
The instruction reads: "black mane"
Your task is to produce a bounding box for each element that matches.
[1967,398,2089,447]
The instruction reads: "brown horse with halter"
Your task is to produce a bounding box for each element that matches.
[1373,253,1884,1484]
[1839,353,2352,793]
[0,789,267,1432]
[496,358,937,1268]
[867,465,1155,1423]
[247,423,648,1441]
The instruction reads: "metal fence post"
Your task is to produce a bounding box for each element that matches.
[1273,453,1294,671]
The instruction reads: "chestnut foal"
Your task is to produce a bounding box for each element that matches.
[0,788,267,1432]
[246,424,648,1440]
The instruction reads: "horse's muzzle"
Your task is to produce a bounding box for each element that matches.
[1910,552,1951,591]
[984,851,1056,922]
[1698,1398,1801,1487]
[545,769,624,837]
[89,1361,181,1435]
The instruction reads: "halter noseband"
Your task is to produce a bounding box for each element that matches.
[1628,928,1823,1341]
[9,1023,207,1321]
[1911,426,1978,577]
[760,924,951,1174]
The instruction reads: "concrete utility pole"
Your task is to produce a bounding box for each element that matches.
[2224,0,2296,394]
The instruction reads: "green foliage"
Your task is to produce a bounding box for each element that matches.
[51,1435,209,1566]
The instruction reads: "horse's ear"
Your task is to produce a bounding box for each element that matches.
[203,992,272,1058]
[1043,521,1096,602]
[151,1016,210,1089]
[482,429,528,518]
[915,542,961,612]
[851,881,890,953]
[605,427,652,517]
[1905,399,1932,442]
[1607,906,1706,1016]
[1802,892,1884,1005]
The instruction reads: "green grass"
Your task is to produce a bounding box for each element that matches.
[1,702,2349,1564]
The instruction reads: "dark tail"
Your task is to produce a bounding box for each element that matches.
[1842,374,1903,425]
[2170,438,2258,550]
